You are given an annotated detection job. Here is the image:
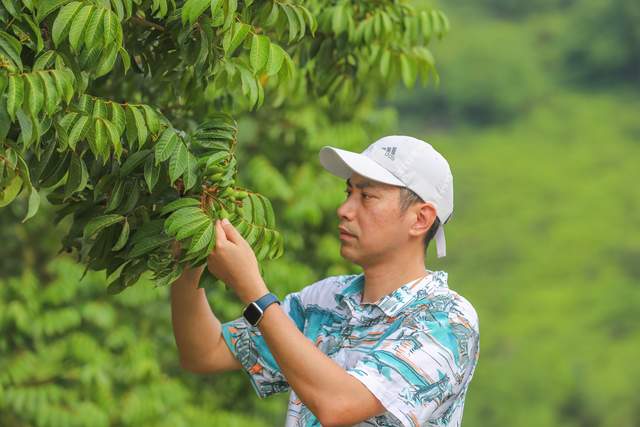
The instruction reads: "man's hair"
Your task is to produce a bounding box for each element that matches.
[398,187,441,253]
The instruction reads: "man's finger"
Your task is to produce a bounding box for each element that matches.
[220,218,242,244]
[214,218,228,247]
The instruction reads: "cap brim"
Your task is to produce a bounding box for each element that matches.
[319,146,404,186]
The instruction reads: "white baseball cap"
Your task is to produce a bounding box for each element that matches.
[319,135,453,258]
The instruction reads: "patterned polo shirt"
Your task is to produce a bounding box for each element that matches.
[221,270,480,427]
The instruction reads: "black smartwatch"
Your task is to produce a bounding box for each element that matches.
[243,293,281,327]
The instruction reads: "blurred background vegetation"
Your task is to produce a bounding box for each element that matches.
[2,0,639,426]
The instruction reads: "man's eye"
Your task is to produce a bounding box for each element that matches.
[362,193,372,199]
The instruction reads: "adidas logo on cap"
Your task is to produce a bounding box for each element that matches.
[381,146,397,160]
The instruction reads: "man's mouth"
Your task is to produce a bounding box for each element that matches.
[339,227,356,239]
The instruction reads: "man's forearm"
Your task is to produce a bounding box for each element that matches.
[257,299,375,425]
[170,265,222,369]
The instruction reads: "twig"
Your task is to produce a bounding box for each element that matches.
[129,16,165,32]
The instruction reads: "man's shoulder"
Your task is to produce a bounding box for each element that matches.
[295,273,360,306]
[413,271,479,333]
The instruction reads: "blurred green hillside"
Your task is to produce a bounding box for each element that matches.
[388,1,640,426]
[2,0,639,426]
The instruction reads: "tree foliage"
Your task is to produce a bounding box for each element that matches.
[0,0,449,293]
[0,255,286,427]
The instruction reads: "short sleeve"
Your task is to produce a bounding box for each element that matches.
[345,315,478,427]
[221,291,306,398]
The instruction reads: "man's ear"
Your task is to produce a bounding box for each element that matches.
[409,202,437,238]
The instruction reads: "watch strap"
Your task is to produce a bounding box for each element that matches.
[243,293,280,326]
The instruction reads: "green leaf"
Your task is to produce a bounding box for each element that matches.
[24,73,44,117]
[16,109,34,149]
[379,49,390,78]
[68,114,88,150]
[103,118,122,161]
[270,232,284,259]
[331,3,345,35]
[40,71,59,115]
[250,34,270,73]
[265,42,285,76]
[420,10,431,41]
[40,150,70,188]
[258,193,275,228]
[244,223,261,246]
[141,105,161,134]
[33,50,56,70]
[437,10,449,35]
[169,142,188,183]
[92,98,107,118]
[83,214,125,239]
[264,2,279,26]
[119,149,151,177]
[21,187,41,223]
[128,234,172,258]
[0,31,24,71]
[160,197,200,215]
[210,0,223,22]
[64,152,88,197]
[300,5,316,35]
[111,0,125,19]
[33,138,58,182]
[182,152,198,191]
[120,180,140,213]
[37,0,74,22]
[94,118,109,161]
[112,219,130,251]
[50,68,74,104]
[154,128,178,164]
[105,179,125,212]
[187,221,214,255]
[84,7,105,51]
[103,9,122,46]
[238,65,258,108]
[282,4,299,42]
[222,0,236,31]
[224,21,250,56]
[430,10,441,36]
[110,102,126,133]
[255,228,273,260]
[94,43,118,77]
[292,5,306,39]
[176,216,210,240]
[0,175,23,207]
[131,106,148,148]
[68,4,93,52]
[183,0,209,25]
[400,54,417,88]
[143,155,160,192]
[165,207,208,235]
[52,1,83,46]
[119,47,130,74]
[248,193,266,225]
[7,74,24,121]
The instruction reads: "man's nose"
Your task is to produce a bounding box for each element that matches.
[337,197,354,220]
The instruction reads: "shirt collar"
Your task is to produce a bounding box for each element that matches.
[335,270,446,317]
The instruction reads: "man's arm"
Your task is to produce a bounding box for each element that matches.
[206,219,386,426]
[255,300,387,427]
[170,264,241,373]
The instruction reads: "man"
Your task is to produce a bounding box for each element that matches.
[171,135,480,426]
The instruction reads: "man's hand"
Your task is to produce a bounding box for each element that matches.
[207,218,269,304]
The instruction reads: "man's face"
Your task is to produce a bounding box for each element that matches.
[337,173,412,266]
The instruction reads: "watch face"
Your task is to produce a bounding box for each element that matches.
[243,303,262,325]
